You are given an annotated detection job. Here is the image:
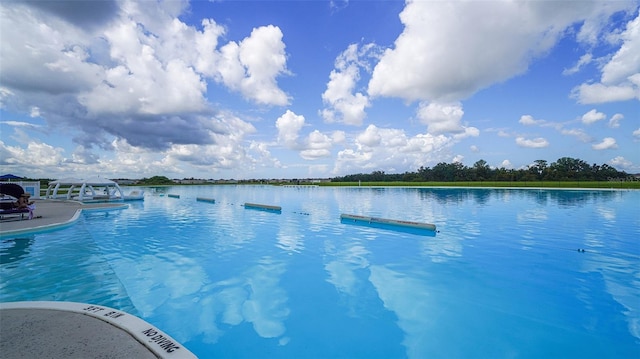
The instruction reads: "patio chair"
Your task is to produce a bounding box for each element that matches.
[0,183,34,220]
[0,207,31,220]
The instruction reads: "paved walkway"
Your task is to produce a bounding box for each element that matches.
[0,199,126,236]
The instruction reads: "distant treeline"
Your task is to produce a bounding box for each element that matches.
[331,157,633,183]
[137,176,176,185]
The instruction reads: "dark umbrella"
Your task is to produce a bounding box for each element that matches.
[0,174,23,181]
[0,183,25,198]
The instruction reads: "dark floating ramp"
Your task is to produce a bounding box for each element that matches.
[196,197,216,203]
[167,194,180,198]
[0,301,196,359]
[244,202,282,212]
[340,213,436,232]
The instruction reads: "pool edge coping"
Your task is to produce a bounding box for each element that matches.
[0,203,129,237]
[0,301,196,358]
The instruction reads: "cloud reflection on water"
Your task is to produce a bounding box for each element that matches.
[277,218,305,253]
[197,256,290,345]
[369,265,432,359]
[108,250,290,345]
[580,231,640,340]
[324,243,370,298]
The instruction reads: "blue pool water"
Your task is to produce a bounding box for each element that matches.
[1,186,639,358]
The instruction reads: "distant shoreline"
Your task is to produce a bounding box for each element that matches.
[321,181,640,190]
[125,181,640,190]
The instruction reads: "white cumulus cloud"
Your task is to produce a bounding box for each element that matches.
[216,25,290,106]
[601,13,640,85]
[276,110,305,149]
[561,128,592,142]
[300,130,333,160]
[572,82,638,104]
[276,110,337,160]
[321,44,378,126]
[500,159,513,169]
[368,0,628,103]
[516,136,549,148]
[356,125,383,147]
[609,156,633,170]
[332,123,477,176]
[572,11,640,104]
[563,53,593,75]
[581,109,607,124]
[608,113,624,128]
[592,137,618,150]
[416,102,465,134]
[519,115,545,126]
[0,0,291,153]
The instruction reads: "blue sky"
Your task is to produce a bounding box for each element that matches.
[1,0,638,180]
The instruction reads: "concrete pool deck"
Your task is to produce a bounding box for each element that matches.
[0,201,198,358]
[0,199,127,236]
[0,302,196,358]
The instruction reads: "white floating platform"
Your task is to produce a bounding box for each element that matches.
[244,202,282,211]
[196,197,215,203]
[340,214,436,231]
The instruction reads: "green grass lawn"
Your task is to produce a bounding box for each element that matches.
[321,181,640,189]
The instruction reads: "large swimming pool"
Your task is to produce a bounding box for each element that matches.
[1,186,639,358]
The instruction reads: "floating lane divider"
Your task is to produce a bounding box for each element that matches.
[340,213,436,231]
[167,194,180,199]
[244,202,282,212]
[196,197,215,203]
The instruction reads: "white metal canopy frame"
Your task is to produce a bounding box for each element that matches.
[45,176,125,201]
